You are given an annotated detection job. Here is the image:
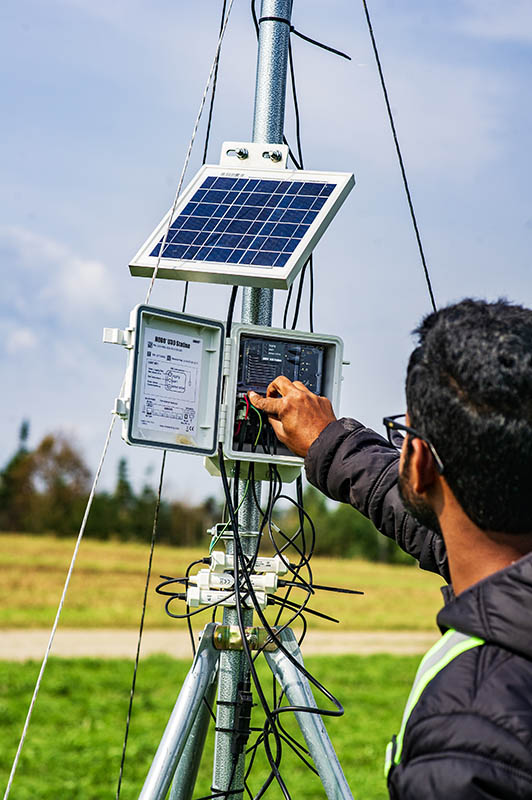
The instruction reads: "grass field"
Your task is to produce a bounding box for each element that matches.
[0,533,445,632]
[0,653,419,799]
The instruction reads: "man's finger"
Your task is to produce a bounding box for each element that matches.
[248,391,283,418]
[268,417,285,440]
[266,375,294,397]
[292,380,312,394]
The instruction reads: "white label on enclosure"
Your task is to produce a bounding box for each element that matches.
[138,326,202,440]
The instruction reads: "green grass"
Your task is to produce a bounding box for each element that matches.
[0,654,418,799]
[0,533,445,631]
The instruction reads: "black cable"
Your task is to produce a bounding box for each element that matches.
[290,260,308,329]
[181,282,189,313]
[361,0,437,313]
[282,284,293,329]
[115,451,166,800]
[220,450,345,720]
[218,445,290,799]
[185,559,208,656]
[226,285,239,337]
[308,256,314,332]
[288,41,304,169]
[258,16,351,61]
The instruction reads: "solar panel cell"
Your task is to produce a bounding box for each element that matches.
[226,219,251,234]
[280,209,307,224]
[183,245,201,259]
[218,233,243,249]
[193,232,210,245]
[252,250,277,266]
[212,177,237,190]
[174,230,197,244]
[235,206,257,221]
[301,182,323,195]
[283,239,299,253]
[184,217,205,231]
[277,195,292,208]
[248,221,265,235]
[289,194,314,210]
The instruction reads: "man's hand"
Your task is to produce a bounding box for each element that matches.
[248,376,336,458]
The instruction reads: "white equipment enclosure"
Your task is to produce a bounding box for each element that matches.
[104,306,344,477]
[104,306,224,456]
[129,142,354,290]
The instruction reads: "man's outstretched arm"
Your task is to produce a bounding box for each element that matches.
[249,378,449,579]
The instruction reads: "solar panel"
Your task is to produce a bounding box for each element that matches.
[130,163,354,289]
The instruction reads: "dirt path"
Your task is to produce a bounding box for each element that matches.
[0,629,437,661]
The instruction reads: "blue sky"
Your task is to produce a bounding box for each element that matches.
[1,0,531,502]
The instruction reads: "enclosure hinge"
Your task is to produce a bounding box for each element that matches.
[222,339,233,377]
[218,404,227,442]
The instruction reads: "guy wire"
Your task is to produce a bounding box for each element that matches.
[115,450,167,799]
[361,0,438,313]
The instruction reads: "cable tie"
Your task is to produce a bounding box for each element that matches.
[258,16,351,60]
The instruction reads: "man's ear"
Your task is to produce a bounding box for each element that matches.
[408,437,438,495]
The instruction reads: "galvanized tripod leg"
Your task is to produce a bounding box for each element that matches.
[138,623,220,800]
[169,672,218,800]
[264,629,354,800]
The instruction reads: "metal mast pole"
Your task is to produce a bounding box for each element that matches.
[212,2,293,796]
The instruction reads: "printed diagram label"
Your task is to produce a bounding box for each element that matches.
[138,326,202,439]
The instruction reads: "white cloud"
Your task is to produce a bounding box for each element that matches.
[5,327,38,354]
[0,226,118,318]
[458,0,532,42]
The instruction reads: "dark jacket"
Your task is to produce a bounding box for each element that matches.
[305,418,532,799]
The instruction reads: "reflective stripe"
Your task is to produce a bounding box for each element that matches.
[384,628,484,778]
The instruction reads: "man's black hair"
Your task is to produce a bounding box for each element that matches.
[406,298,532,533]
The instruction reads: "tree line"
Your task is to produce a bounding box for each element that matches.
[0,422,412,563]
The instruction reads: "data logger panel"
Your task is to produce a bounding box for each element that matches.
[228,329,341,461]
[237,336,325,396]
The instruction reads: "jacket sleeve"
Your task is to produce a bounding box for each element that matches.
[389,752,532,800]
[304,417,449,580]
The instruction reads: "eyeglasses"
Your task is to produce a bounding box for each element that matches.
[382,414,445,474]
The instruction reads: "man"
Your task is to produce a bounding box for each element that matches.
[249,298,532,799]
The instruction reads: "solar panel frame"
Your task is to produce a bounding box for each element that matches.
[129,164,355,289]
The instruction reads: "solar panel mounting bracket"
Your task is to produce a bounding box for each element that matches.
[220,141,289,170]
